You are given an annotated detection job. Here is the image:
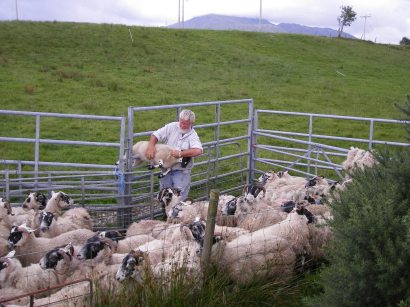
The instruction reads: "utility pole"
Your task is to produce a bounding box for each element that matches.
[259,0,262,32]
[178,0,180,24]
[182,0,185,29]
[360,15,371,40]
[15,0,19,20]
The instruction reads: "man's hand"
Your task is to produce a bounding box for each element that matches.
[171,149,182,158]
[146,144,155,160]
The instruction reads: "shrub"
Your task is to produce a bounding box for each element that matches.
[308,100,410,306]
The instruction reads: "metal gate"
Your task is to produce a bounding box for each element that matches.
[1,103,409,228]
[251,109,410,181]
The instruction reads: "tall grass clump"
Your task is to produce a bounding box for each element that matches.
[307,98,410,306]
[93,261,314,306]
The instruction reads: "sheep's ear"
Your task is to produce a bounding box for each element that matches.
[19,223,35,233]
[5,250,15,258]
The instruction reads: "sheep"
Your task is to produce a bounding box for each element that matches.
[211,232,296,285]
[36,241,121,306]
[22,191,47,211]
[127,141,191,178]
[115,249,148,283]
[1,197,38,230]
[98,230,155,254]
[44,190,74,215]
[116,240,202,289]
[342,146,377,173]
[157,187,181,219]
[7,223,95,266]
[132,239,173,266]
[213,225,250,242]
[166,194,236,225]
[1,198,12,241]
[242,182,266,203]
[0,251,63,298]
[38,208,93,238]
[0,287,30,306]
[306,205,334,261]
[116,242,202,291]
[234,196,287,232]
[126,219,168,237]
[34,281,92,307]
[151,222,198,246]
[210,209,312,285]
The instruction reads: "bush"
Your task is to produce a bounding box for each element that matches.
[307,147,410,307]
[307,97,410,306]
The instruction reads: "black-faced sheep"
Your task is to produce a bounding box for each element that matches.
[38,208,93,238]
[7,224,95,266]
[0,251,63,298]
[98,230,155,254]
[22,191,47,211]
[44,190,74,215]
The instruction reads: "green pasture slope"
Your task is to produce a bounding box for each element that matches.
[0,21,409,164]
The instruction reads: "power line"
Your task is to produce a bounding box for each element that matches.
[360,15,371,40]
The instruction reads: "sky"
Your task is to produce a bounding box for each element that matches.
[0,0,409,45]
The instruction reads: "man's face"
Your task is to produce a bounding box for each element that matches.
[179,119,192,134]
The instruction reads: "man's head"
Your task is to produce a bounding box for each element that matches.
[179,109,195,134]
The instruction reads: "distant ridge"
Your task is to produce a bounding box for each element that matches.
[168,14,356,39]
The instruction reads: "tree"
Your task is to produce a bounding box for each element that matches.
[337,5,357,38]
[400,37,410,45]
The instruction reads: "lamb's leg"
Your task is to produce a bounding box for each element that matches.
[158,168,171,178]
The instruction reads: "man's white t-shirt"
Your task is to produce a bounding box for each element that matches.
[152,122,202,171]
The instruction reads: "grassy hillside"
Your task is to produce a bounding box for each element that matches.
[0,21,409,164]
[1,21,409,116]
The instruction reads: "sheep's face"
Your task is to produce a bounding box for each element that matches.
[305,176,326,188]
[0,258,12,283]
[244,184,264,199]
[47,191,74,210]
[168,201,187,218]
[77,236,114,261]
[277,170,289,178]
[22,192,47,211]
[40,247,64,269]
[98,230,122,243]
[258,171,275,184]
[116,251,145,283]
[7,226,28,249]
[39,211,55,232]
[157,188,180,207]
[188,219,206,255]
[222,198,237,216]
[296,204,315,224]
[280,201,296,213]
[0,197,12,215]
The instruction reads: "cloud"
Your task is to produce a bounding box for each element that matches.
[0,0,409,44]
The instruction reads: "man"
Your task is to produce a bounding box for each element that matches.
[145,109,203,200]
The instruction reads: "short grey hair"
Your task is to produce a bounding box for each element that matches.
[179,109,196,123]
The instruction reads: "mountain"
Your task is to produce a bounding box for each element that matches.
[277,23,356,39]
[168,14,356,39]
[168,14,284,33]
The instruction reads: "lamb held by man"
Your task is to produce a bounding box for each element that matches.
[120,141,191,178]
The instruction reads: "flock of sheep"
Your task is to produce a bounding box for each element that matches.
[0,146,376,306]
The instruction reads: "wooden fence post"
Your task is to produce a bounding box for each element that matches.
[201,189,219,272]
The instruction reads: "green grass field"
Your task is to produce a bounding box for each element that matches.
[1,21,409,166]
